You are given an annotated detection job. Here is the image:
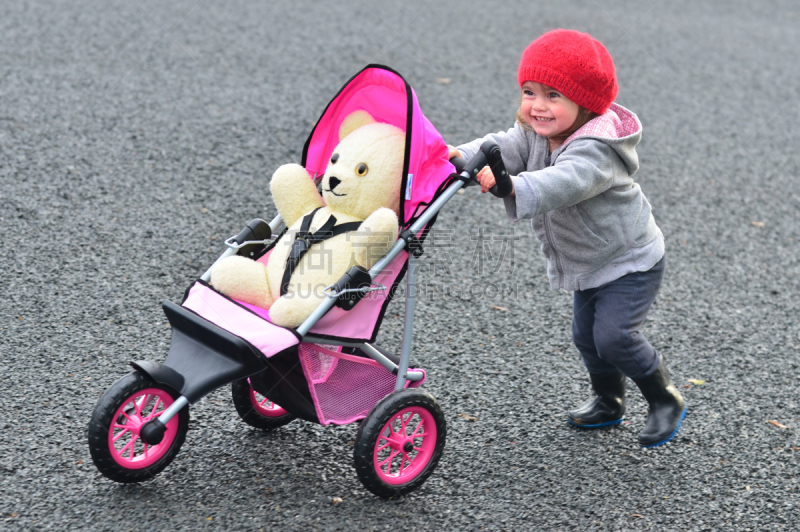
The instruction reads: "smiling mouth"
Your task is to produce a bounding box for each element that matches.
[324,188,347,197]
[533,116,554,122]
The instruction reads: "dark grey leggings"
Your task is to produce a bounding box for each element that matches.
[572,257,665,379]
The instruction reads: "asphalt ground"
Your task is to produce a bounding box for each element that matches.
[1,1,800,530]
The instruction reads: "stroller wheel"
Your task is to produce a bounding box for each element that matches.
[231,378,296,430]
[88,371,189,483]
[354,389,446,498]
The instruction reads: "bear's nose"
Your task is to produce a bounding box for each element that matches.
[328,176,341,190]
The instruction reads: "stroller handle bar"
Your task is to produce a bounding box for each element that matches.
[450,140,512,198]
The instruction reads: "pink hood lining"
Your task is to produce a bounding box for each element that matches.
[564,103,641,147]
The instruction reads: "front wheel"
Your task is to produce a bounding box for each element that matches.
[88,371,189,483]
[231,378,296,430]
[354,389,446,498]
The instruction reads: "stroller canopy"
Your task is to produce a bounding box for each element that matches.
[302,65,456,228]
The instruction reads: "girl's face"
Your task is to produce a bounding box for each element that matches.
[519,81,580,140]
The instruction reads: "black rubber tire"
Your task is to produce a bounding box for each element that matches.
[88,371,189,483]
[354,389,446,498]
[231,378,296,430]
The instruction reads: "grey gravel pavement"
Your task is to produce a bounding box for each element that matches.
[2,1,800,530]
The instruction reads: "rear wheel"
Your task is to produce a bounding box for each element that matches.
[354,389,446,498]
[231,378,296,430]
[88,371,189,483]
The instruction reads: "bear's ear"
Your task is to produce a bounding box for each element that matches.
[339,110,375,141]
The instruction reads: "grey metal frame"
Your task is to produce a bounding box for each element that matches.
[157,396,189,424]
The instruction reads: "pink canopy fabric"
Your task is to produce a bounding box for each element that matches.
[303,64,456,227]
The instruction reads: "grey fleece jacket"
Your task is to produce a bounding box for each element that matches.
[457,103,664,291]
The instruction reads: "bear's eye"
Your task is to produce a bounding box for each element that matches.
[330,153,339,164]
[355,163,368,176]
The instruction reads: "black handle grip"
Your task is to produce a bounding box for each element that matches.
[481,140,512,198]
[461,150,488,182]
[232,218,271,245]
[233,218,271,258]
[449,156,467,174]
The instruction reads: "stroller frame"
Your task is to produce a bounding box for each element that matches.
[88,63,511,497]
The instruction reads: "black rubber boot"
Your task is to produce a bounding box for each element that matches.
[633,361,687,447]
[568,371,626,428]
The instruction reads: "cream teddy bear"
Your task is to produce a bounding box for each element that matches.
[210,111,404,328]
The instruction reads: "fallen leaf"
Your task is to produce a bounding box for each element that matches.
[768,420,790,429]
[331,497,343,504]
[436,78,451,84]
[631,514,643,518]
[750,221,765,228]
[457,413,478,422]
[687,379,705,385]
[489,305,509,312]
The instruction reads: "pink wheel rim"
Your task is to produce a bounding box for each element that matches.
[108,388,180,469]
[248,380,288,418]
[373,406,437,485]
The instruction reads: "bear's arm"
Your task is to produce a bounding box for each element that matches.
[270,163,324,228]
[351,207,399,270]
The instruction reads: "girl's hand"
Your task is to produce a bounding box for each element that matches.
[446,145,462,160]
[476,166,516,196]
[476,166,496,193]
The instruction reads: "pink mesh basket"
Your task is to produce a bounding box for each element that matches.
[298,343,425,425]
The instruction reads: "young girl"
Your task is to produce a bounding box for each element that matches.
[449,29,687,447]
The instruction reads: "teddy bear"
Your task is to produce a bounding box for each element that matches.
[210,110,404,328]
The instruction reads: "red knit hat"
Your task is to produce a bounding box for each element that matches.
[517,29,618,115]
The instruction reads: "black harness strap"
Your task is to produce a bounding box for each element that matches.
[280,208,362,296]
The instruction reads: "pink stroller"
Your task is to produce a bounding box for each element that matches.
[87,65,511,497]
